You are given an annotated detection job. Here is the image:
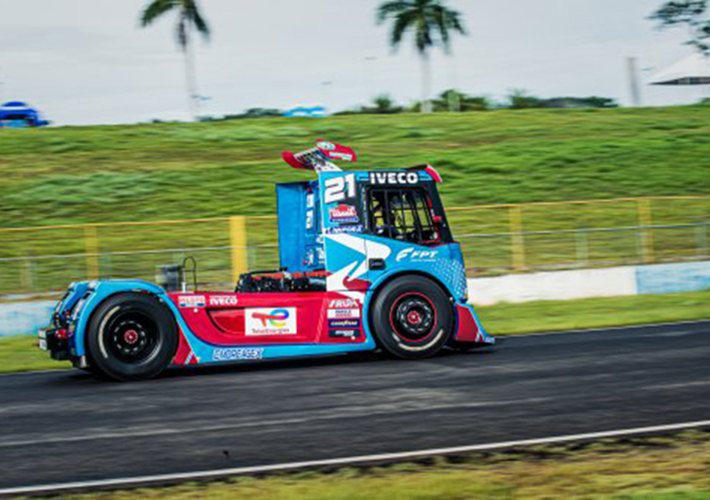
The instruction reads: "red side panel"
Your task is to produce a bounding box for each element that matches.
[168,292,366,346]
[454,304,481,342]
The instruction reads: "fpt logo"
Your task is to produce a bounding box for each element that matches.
[396,248,439,262]
[252,309,290,327]
[246,307,297,336]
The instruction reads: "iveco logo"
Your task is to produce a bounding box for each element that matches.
[369,172,419,185]
[396,248,439,262]
[209,296,238,306]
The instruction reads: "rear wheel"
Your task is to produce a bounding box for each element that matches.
[86,293,178,381]
[370,275,454,359]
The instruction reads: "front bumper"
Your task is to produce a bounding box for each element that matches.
[38,328,72,361]
[454,303,495,345]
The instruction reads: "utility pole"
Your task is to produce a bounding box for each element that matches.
[627,57,642,107]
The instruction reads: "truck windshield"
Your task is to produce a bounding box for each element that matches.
[368,188,440,245]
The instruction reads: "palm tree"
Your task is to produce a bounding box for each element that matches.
[377,0,466,113]
[140,0,211,120]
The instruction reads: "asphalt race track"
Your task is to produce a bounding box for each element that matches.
[1,321,709,491]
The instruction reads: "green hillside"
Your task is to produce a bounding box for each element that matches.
[0,106,708,228]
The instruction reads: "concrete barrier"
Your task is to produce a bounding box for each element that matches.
[468,267,637,306]
[468,260,710,306]
[636,261,710,295]
[0,301,55,337]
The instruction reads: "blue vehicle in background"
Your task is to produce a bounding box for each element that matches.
[40,141,494,381]
[0,101,50,129]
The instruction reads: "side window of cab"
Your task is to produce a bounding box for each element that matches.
[367,187,448,245]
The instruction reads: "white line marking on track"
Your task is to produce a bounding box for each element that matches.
[1,419,709,497]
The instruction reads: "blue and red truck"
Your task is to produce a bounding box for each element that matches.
[39,141,494,380]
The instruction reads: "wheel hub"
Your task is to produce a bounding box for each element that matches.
[391,294,436,343]
[107,316,158,364]
[407,311,422,325]
[123,329,139,345]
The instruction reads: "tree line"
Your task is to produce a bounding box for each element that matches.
[140,0,708,120]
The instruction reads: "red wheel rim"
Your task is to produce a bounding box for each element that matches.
[389,292,438,344]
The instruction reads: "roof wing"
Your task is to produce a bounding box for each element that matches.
[282,141,357,172]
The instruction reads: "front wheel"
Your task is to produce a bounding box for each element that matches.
[370,275,454,359]
[85,293,178,381]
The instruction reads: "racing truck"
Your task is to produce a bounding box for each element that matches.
[39,141,494,381]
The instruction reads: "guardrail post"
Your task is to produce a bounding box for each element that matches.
[230,216,247,283]
[21,258,34,292]
[84,225,100,279]
[637,199,654,264]
[696,225,709,258]
[575,230,589,268]
[509,205,525,270]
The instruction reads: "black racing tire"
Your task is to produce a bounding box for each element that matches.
[370,275,454,359]
[85,293,178,382]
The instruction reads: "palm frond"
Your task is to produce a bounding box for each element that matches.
[184,0,211,39]
[389,10,418,49]
[377,0,412,24]
[430,4,466,52]
[140,0,178,27]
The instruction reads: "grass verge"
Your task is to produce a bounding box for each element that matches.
[480,290,710,336]
[1,290,707,374]
[0,336,71,374]
[25,428,710,499]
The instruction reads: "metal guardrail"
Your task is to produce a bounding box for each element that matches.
[0,196,708,294]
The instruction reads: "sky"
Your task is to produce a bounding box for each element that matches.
[0,0,706,125]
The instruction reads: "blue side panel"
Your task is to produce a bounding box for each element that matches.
[70,280,167,357]
[636,261,710,294]
[277,181,323,272]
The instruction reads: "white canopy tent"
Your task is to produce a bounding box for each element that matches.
[648,53,710,85]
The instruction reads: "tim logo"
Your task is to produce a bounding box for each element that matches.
[252,309,290,327]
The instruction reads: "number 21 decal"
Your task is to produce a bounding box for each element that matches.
[324,174,356,204]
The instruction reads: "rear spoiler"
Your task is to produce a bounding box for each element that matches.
[407,164,443,183]
[282,140,357,172]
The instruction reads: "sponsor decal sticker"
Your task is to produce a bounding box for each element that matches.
[246,307,297,336]
[328,298,360,309]
[329,329,361,339]
[329,318,361,328]
[327,308,361,319]
[396,248,439,262]
[209,295,238,307]
[306,193,316,208]
[317,141,336,151]
[329,151,354,161]
[329,203,359,224]
[325,225,364,235]
[369,171,419,185]
[213,348,264,361]
[178,295,206,308]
